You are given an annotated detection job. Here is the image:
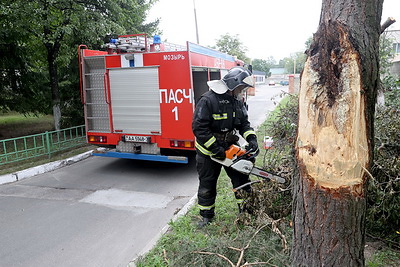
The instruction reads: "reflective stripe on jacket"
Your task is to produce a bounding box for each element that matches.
[192,90,256,156]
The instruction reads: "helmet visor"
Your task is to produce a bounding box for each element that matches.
[242,76,254,88]
[207,80,228,94]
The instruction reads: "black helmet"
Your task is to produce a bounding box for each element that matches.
[222,67,254,91]
[207,66,254,94]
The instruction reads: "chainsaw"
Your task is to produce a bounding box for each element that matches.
[211,145,286,188]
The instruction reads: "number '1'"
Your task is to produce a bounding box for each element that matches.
[172,106,178,120]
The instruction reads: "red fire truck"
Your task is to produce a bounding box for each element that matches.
[78,34,244,163]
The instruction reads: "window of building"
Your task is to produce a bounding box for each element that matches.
[393,43,400,54]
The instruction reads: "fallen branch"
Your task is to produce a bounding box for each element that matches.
[194,215,289,266]
[366,233,400,249]
[236,224,270,266]
[270,220,288,251]
[163,249,169,265]
[194,224,275,267]
[233,180,261,192]
[194,251,235,267]
[228,246,242,252]
[361,165,376,182]
[241,259,278,267]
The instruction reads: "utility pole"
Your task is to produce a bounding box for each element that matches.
[193,0,200,44]
[293,57,296,74]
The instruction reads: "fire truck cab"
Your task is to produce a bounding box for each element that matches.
[79,34,244,163]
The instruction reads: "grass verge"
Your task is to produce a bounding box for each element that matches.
[366,249,400,267]
[136,95,400,266]
[135,98,295,267]
[0,112,95,176]
[136,169,292,266]
[0,112,54,140]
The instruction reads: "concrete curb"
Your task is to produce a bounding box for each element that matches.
[129,193,198,266]
[0,150,94,185]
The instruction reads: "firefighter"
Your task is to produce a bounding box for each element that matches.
[192,66,259,227]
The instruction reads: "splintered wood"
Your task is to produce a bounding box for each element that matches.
[297,29,369,191]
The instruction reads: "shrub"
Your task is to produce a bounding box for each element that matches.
[384,88,400,109]
[367,104,400,243]
[245,92,400,246]
[240,94,298,223]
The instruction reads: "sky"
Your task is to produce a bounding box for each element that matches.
[146,0,400,61]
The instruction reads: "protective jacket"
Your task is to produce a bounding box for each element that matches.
[192,90,256,156]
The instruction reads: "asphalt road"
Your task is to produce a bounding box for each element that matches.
[0,84,287,267]
[247,84,288,129]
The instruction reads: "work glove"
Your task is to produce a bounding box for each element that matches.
[226,133,239,144]
[211,146,226,160]
[245,136,259,157]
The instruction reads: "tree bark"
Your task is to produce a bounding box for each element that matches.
[41,0,66,131]
[46,43,61,130]
[292,0,383,266]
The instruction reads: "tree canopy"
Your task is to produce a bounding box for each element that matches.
[213,33,250,63]
[0,0,159,128]
[251,57,276,77]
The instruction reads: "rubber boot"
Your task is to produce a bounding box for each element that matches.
[197,216,213,228]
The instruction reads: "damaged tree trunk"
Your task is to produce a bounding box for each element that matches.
[292,0,383,266]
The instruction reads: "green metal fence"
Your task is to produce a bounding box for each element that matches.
[0,125,86,166]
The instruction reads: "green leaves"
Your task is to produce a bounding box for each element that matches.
[251,58,275,76]
[0,0,159,125]
[214,33,250,63]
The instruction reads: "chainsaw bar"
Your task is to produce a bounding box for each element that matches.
[230,159,286,184]
[250,167,286,184]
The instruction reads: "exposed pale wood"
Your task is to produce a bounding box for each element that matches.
[292,0,384,266]
[297,32,369,190]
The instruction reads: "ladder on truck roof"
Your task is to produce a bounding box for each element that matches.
[105,33,186,53]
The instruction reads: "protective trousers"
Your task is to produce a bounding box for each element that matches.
[196,153,251,219]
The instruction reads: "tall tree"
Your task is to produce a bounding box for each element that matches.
[0,0,158,129]
[292,0,384,266]
[252,57,275,77]
[214,33,250,63]
[0,1,49,114]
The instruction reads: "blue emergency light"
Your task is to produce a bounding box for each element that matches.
[153,35,161,44]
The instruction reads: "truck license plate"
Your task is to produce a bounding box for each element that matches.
[124,135,150,143]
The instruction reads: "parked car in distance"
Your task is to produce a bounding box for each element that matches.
[280,80,289,86]
[268,80,275,86]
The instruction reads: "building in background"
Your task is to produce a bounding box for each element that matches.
[386,30,400,77]
[253,70,266,84]
[269,67,286,80]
